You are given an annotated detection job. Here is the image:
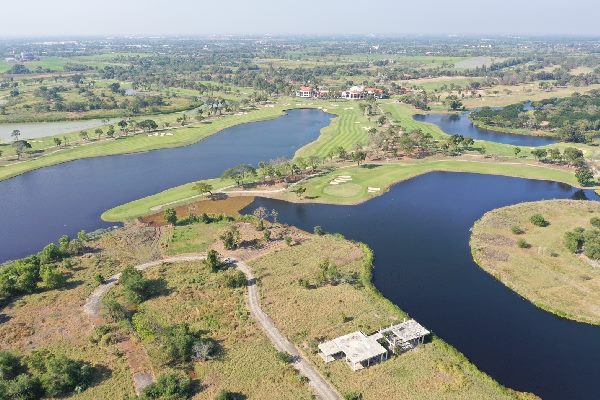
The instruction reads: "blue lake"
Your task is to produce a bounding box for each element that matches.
[244,173,600,400]
[414,112,557,147]
[0,109,333,262]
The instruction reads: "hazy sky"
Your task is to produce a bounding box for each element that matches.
[1,0,599,37]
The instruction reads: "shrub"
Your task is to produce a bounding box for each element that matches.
[344,392,363,400]
[297,278,311,289]
[164,208,178,225]
[38,243,62,264]
[564,229,585,253]
[39,265,67,289]
[584,230,600,259]
[24,350,92,397]
[215,390,240,400]
[159,323,210,365]
[90,325,115,344]
[220,225,241,250]
[222,270,247,288]
[191,340,216,362]
[94,274,105,284]
[140,373,192,400]
[102,298,130,322]
[590,217,600,228]
[529,214,549,227]
[313,226,325,236]
[316,259,342,286]
[517,239,531,248]
[204,250,223,272]
[511,225,524,235]
[0,351,20,380]
[120,267,151,303]
[275,351,294,363]
[284,236,293,246]
[3,373,42,400]
[263,229,271,242]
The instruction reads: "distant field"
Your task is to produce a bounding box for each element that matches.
[462,83,600,108]
[455,56,504,69]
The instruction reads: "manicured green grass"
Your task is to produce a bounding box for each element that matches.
[166,221,226,255]
[295,100,373,158]
[382,101,600,159]
[101,178,234,222]
[103,158,583,222]
[0,103,296,182]
[290,159,583,205]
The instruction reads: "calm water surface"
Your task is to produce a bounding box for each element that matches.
[244,172,600,400]
[0,109,332,261]
[414,112,556,147]
[0,118,121,141]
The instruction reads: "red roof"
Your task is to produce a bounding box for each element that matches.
[299,86,313,92]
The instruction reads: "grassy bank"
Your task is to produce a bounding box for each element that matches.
[471,200,600,325]
[0,102,299,182]
[102,158,583,222]
[248,234,536,399]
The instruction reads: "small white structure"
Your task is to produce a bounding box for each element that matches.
[341,86,387,100]
[378,319,430,353]
[295,86,315,98]
[318,331,388,371]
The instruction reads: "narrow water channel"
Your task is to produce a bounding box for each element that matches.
[414,113,557,147]
[0,109,332,261]
[244,172,600,400]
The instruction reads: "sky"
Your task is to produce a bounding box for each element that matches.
[1,0,599,37]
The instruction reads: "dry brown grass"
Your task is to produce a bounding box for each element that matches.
[140,196,254,226]
[133,261,314,399]
[250,235,531,400]
[0,227,162,399]
[471,200,600,324]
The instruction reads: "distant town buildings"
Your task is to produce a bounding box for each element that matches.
[295,85,388,100]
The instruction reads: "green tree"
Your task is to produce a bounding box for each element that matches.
[221,164,256,186]
[192,182,214,198]
[531,148,548,161]
[120,266,151,303]
[12,140,32,160]
[291,186,306,198]
[140,373,192,400]
[351,150,367,166]
[138,119,159,132]
[513,147,521,157]
[24,350,92,397]
[220,226,241,250]
[11,129,20,141]
[204,250,222,272]
[530,214,549,227]
[79,130,89,141]
[0,351,20,379]
[575,166,595,186]
[164,208,178,225]
[40,265,67,289]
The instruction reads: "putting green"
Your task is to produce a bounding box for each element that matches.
[323,182,363,197]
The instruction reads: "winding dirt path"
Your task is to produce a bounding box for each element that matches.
[83,254,341,400]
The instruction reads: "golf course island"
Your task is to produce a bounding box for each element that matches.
[471,200,600,325]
